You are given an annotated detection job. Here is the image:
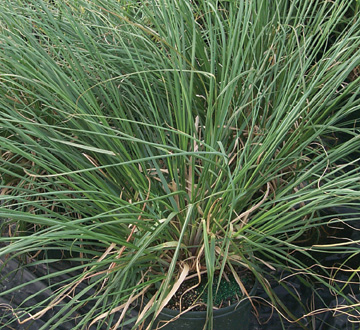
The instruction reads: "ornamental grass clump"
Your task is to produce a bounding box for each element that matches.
[1,0,360,329]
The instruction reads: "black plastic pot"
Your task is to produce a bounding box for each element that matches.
[147,282,257,330]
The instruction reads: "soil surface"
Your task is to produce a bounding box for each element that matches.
[165,267,255,311]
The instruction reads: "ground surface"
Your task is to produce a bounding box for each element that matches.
[1,256,356,330]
